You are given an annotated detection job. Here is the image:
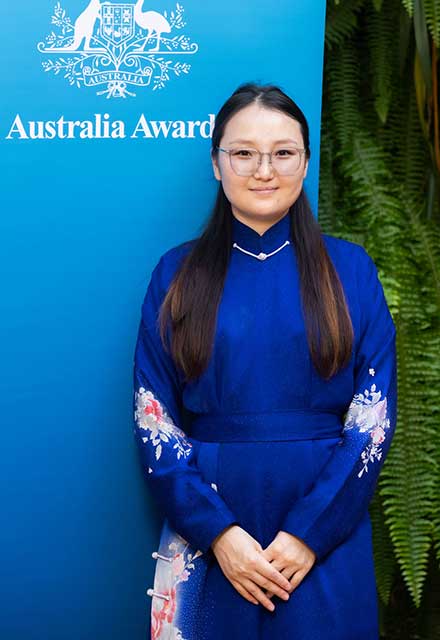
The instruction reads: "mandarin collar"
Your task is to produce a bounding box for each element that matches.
[231,212,292,255]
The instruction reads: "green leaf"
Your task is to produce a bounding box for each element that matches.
[423,0,440,46]
[414,0,433,91]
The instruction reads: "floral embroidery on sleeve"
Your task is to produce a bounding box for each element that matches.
[134,387,193,470]
[343,368,391,478]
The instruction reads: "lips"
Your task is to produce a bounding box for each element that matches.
[250,187,278,192]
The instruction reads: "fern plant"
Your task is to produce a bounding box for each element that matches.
[320,0,440,637]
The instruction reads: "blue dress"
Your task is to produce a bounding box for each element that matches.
[133,211,397,640]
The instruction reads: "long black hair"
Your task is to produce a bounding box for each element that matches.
[158,82,354,382]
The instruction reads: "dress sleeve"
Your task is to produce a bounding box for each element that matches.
[133,254,239,554]
[279,247,397,563]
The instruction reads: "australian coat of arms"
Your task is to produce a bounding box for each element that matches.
[37,1,199,98]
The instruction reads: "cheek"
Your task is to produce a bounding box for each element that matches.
[217,160,247,195]
[281,177,304,197]
[221,175,249,201]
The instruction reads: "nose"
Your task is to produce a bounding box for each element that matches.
[254,153,274,179]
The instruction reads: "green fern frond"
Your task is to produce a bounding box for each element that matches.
[322,0,440,628]
[385,73,430,198]
[332,136,437,607]
[410,206,440,309]
[379,194,440,607]
[433,447,440,564]
[325,42,362,148]
[365,1,401,124]
[401,0,415,16]
[417,552,440,639]
[380,307,436,607]
[339,132,404,248]
[422,0,440,45]
[408,212,440,572]
[370,491,398,605]
[325,0,367,49]
[317,126,339,230]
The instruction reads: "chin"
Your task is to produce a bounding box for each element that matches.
[252,204,287,216]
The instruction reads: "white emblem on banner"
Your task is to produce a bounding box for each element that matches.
[37,1,198,98]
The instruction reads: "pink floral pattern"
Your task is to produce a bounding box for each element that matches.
[343,368,391,478]
[134,387,193,472]
[150,528,203,640]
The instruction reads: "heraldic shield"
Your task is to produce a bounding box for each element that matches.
[100,3,134,47]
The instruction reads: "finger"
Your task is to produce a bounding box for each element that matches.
[231,580,260,606]
[241,578,276,612]
[289,568,308,592]
[250,571,291,602]
[257,557,292,592]
[265,566,293,600]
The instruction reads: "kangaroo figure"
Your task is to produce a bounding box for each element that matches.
[67,0,101,50]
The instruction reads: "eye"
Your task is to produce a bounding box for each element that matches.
[275,148,299,157]
[231,149,254,158]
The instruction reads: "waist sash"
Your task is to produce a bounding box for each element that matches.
[189,410,343,443]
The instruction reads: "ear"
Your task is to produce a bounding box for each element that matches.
[302,157,309,179]
[211,153,222,182]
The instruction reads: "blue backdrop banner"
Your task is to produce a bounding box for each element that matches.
[0,1,326,638]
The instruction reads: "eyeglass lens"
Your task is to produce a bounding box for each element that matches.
[229,148,303,176]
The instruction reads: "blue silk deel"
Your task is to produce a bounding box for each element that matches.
[133,211,397,640]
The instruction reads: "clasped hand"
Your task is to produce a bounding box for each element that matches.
[211,525,316,612]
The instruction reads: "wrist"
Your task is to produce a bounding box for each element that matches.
[211,523,237,551]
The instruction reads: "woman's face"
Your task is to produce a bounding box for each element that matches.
[211,103,309,230]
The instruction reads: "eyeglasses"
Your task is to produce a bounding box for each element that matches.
[216,146,307,176]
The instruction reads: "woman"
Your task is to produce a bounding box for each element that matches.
[133,83,397,639]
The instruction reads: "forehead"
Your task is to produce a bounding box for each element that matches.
[221,103,303,145]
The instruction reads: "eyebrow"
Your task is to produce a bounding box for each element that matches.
[227,138,300,145]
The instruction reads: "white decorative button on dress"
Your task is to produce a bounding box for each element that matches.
[146,588,170,601]
[152,551,173,562]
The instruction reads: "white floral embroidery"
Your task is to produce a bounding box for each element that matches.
[343,370,390,478]
[134,387,192,470]
[369,367,375,376]
[151,528,203,640]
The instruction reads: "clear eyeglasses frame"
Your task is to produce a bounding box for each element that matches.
[216,145,307,176]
